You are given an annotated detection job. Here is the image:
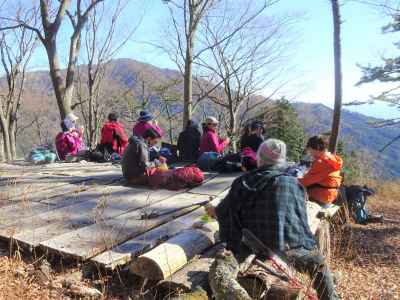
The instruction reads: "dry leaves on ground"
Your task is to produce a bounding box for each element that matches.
[331,181,400,300]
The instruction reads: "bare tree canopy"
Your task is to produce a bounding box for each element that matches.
[0,21,36,161]
[75,0,137,148]
[194,0,294,149]
[0,0,105,121]
[161,0,276,129]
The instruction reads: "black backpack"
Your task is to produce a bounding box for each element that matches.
[213,153,242,173]
[345,185,375,224]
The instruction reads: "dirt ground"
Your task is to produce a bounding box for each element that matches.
[330,182,400,300]
[0,182,398,300]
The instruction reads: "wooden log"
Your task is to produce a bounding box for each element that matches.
[91,190,228,269]
[266,284,302,299]
[315,219,331,263]
[306,201,340,234]
[157,243,224,295]
[91,208,207,269]
[130,221,219,280]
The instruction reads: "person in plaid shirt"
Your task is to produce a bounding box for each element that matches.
[207,139,339,300]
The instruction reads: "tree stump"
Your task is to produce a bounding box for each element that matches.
[315,219,331,263]
[208,249,252,300]
[208,249,302,300]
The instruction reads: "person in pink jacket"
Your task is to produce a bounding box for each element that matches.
[133,110,164,138]
[55,113,84,160]
[199,116,230,155]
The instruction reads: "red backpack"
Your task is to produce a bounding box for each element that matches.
[171,166,204,189]
[147,166,204,190]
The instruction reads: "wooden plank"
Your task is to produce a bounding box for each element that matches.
[6,187,179,247]
[40,193,212,260]
[0,175,52,187]
[91,190,228,269]
[1,169,220,242]
[188,173,238,196]
[0,202,51,225]
[3,171,122,203]
[0,184,126,226]
[0,176,92,201]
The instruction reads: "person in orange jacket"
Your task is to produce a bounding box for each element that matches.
[298,135,343,206]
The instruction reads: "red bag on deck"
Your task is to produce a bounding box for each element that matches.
[171,166,205,190]
[147,166,204,190]
[148,169,174,188]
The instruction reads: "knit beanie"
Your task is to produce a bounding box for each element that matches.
[257,139,287,167]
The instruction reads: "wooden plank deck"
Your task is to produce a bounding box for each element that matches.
[0,160,340,287]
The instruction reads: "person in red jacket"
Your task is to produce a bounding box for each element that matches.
[199,116,230,155]
[99,112,128,155]
[299,135,343,206]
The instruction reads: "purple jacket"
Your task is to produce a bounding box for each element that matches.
[133,121,164,138]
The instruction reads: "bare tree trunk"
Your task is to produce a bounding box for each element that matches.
[0,131,4,162]
[9,119,17,159]
[329,0,342,154]
[228,105,237,152]
[45,41,71,120]
[0,117,11,161]
[183,36,194,130]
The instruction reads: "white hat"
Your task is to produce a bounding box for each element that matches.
[205,116,219,125]
[257,139,287,167]
[66,112,79,122]
[63,112,79,131]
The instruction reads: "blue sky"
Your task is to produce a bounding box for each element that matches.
[18,0,400,119]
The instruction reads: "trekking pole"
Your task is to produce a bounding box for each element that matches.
[139,199,212,220]
[242,229,318,300]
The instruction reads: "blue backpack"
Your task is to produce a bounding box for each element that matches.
[28,146,57,164]
[197,152,220,171]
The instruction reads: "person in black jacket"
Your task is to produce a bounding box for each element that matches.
[177,120,201,162]
[239,120,265,152]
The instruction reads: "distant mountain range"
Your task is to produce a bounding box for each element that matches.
[4,58,400,177]
[294,102,400,178]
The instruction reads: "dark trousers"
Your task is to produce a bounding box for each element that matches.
[286,247,340,300]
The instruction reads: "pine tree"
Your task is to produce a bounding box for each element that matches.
[263,98,306,162]
[357,10,400,108]
[357,9,400,148]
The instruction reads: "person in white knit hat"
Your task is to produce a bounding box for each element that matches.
[206,138,340,300]
[256,138,287,168]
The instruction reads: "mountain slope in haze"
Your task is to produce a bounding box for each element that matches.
[4,58,400,177]
[294,102,400,178]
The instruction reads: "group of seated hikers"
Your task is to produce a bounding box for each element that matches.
[51,111,343,298]
[53,110,343,207]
